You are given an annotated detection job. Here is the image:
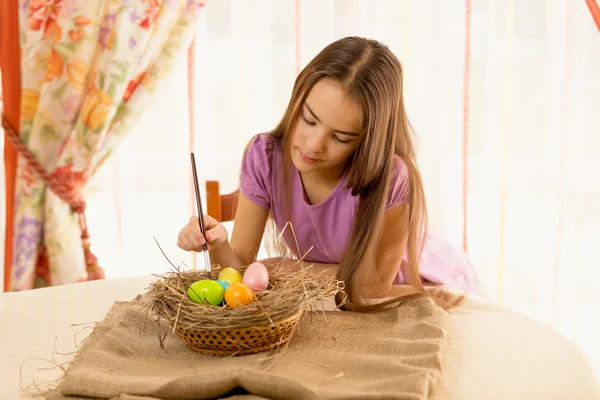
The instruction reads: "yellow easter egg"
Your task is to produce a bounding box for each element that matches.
[218,267,243,284]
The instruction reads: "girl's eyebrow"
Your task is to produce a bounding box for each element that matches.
[304,102,359,136]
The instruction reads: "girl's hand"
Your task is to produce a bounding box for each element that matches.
[177,215,228,252]
[423,285,466,308]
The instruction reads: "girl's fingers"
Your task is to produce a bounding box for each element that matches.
[205,226,227,245]
[188,217,202,237]
[178,234,194,251]
[181,215,223,251]
[203,214,220,229]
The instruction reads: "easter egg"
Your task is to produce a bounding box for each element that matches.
[216,279,230,292]
[224,283,255,309]
[243,262,269,291]
[187,279,224,306]
[218,267,243,284]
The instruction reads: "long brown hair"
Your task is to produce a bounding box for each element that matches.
[267,37,453,310]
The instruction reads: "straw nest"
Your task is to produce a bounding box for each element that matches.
[146,263,344,331]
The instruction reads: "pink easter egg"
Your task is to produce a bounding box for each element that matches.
[243,262,269,292]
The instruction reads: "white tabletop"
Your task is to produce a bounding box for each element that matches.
[2,275,599,400]
[1,276,156,399]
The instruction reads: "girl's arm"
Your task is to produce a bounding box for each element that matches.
[259,204,413,299]
[371,203,411,295]
[258,206,462,306]
[209,194,269,268]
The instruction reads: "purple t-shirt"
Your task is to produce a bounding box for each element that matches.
[240,134,477,292]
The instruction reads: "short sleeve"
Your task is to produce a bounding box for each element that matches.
[386,155,410,210]
[239,134,273,210]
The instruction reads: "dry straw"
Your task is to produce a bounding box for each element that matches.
[147,262,343,331]
[145,220,346,355]
[145,250,345,356]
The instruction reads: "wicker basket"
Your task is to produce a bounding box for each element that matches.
[174,311,302,356]
[148,264,341,357]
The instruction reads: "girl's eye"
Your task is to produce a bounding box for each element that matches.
[301,114,316,126]
[334,135,349,144]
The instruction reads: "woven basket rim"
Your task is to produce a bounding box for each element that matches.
[175,309,302,333]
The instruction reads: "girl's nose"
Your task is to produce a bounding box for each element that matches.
[306,132,326,153]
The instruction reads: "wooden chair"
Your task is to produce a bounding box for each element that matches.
[206,181,239,222]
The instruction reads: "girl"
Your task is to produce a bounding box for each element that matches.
[178,37,477,310]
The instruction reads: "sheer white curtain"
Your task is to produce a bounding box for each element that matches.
[2,0,598,374]
[466,0,600,371]
[81,0,468,279]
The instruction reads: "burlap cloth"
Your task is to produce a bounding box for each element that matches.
[44,295,450,400]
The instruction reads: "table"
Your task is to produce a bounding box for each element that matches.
[2,275,599,400]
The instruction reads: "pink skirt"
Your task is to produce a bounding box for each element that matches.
[393,233,478,293]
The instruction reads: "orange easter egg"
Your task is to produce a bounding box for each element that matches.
[224,283,254,309]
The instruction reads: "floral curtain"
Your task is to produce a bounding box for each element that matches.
[2,0,205,290]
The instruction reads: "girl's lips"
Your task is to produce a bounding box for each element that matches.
[299,149,318,163]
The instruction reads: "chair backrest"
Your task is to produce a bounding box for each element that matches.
[206,181,239,222]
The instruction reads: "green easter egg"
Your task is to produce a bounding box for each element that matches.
[188,279,225,306]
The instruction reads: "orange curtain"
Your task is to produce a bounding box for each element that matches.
[1,0,20,292]
[586,0,600,31]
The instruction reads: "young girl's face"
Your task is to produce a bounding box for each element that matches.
[291,79,362,178]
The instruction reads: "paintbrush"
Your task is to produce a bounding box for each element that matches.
[190,153,212,279]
